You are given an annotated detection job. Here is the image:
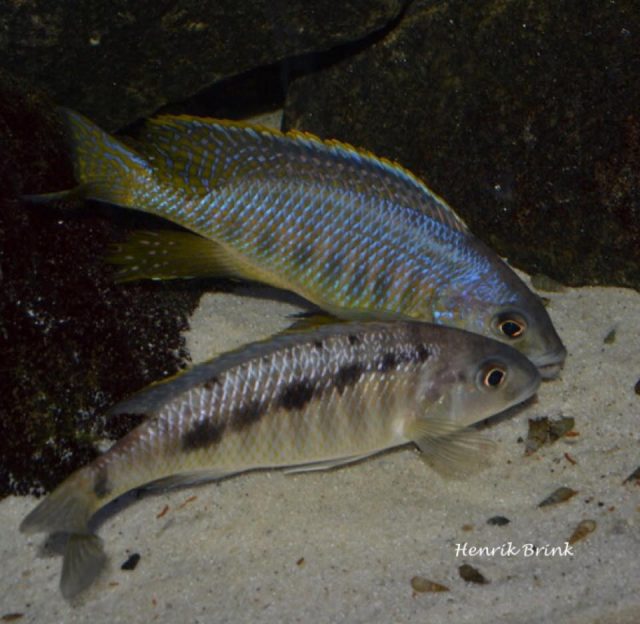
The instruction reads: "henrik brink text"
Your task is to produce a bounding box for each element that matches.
[455,542,575,558]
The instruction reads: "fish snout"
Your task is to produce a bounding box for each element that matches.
[532,345,567,380]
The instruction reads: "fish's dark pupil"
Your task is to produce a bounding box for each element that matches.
[500,320,524,338]
[485,368,505,387]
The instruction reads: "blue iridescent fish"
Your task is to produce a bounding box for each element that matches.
[35,109,566,377]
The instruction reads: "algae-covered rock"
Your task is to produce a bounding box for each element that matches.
[0,73,203,496]
[284,0,640,289]
[0,0,403,129]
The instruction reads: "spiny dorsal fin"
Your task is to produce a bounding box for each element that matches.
[135,115,469,234]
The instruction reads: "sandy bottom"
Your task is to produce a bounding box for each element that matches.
[2,279,640,624]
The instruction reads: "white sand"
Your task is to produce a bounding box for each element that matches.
[2,280,640,623]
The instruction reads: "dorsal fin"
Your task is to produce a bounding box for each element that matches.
[135,115,469,234]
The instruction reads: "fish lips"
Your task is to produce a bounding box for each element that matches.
[531,346,568,380]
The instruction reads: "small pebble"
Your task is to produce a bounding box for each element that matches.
[538,487,578,507]
[459,563,489,584]
[634,378,640,396]
[410,576,449,593]
[568,519,597,545]
[603,327,616,344]
[121,553,141,571]
[1,615,24,623]
[487,515,510,526]
[623,465,640,485]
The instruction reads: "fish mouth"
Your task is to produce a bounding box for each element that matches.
[531,346,567,380]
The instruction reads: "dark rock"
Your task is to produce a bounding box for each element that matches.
[284,0,640,289]
[121,553,141,571]
[459,563,489,585]
[486,516,510,526]
[0,0,403,130]
[0,72,203,496]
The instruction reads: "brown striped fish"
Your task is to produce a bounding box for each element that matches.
[20,321,540,599]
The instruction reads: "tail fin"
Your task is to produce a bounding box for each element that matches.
[61,534,107,599]
[25,108,153,209]
[20,472,107,599]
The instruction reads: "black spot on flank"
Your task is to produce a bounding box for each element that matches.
[203,376,220,391]
[182,419,227,451]
[230,399,265,431]
[415,344,431,362]
[334,363,365,395]
[94,470,112,499]
[348,334,360,346]
[312,340,324,350]
[379,352,398,372]
[278,379,316,411]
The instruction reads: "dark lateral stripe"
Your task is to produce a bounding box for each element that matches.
[415,344,431,362]
[277,379,316,411]
[376,345,430,372]
[379,352,398,372]
[182,419,227,451]
[230,399,265,431]
[334,362,365,395]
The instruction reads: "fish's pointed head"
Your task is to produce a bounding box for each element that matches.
[481,294,566,379]
[418,328,542,427]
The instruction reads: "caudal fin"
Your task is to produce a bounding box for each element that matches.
[20,472,107,599]
[25,108,153,210]
[61,534,107,599]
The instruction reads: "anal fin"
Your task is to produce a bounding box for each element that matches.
[139,470,233,492]
[106,229,244,283]
[282,451,379,475]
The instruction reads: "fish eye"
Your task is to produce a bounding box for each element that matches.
[478,364,507,389]
[495,312,527,339]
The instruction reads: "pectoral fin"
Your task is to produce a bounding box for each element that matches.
[405,418,495,479]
